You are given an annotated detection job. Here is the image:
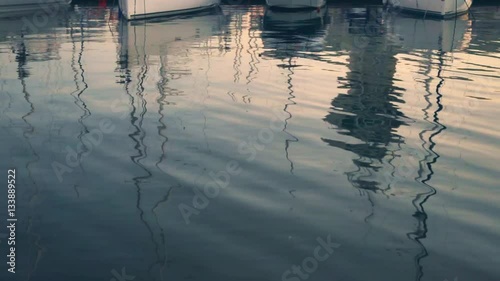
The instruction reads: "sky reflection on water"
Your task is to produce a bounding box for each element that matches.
[0,2,499,281]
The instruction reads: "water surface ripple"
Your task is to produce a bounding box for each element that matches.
[0,3,499,281]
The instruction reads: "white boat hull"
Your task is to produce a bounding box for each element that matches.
[119,11,224,60]
[385,13,472,52]
[119,0,220,20]
[262,7,329,56]
[384,0,473,17]
[266,0,326,9]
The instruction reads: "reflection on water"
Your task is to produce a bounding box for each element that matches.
[0,3,499,281]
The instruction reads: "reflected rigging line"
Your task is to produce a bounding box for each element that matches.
[16,41,40,204]
[156,56,169,171]
[129,24,171,280]
[233,13,243,83]
[16,39,44,281]
[283,57,299,175]
[69,23,91,192]
[408,50,447,281]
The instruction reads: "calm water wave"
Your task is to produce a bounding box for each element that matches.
[0,3,499,281]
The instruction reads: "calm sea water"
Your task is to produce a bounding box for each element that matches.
[0,2,499,281]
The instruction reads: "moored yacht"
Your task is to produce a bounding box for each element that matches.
[266,0,326,9]
[383,0,473,18]
[119,0,220,20]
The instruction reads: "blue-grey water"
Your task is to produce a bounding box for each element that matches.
[0,2,499,281]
